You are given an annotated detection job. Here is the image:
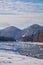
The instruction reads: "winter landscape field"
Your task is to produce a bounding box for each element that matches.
[0,42,43,65]
[0,0,43,65]
[0,50,43,65]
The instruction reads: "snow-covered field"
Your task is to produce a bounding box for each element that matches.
[0,42,43,65]
[0,50,43,65]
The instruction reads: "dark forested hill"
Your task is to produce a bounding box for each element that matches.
[18,24,43,42]
[0,36,16,41]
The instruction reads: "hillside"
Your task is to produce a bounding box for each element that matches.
[18,24,43,42]
[0,24,43,42]
[0,51,43,65]
[0,26,22,39]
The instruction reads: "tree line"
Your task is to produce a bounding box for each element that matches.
[22,31,43,42]
[0,36,16,41]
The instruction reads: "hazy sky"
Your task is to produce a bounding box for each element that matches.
[0,0,43,29]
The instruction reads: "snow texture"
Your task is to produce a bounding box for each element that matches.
[0,50,43,65]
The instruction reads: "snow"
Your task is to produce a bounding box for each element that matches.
[22,34,26,37]
[0,50,43,65]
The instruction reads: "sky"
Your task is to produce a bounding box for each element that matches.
[0,0,43,29]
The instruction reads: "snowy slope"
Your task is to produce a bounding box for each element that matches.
[0,24,43,41]
[0,26,22,39]
[0,50,43,65]
[0,42,43,59]
[22,24,43,36]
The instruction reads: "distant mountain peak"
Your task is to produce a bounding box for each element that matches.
[5,26,20,30]
[26,24,43,30]
[33,24,39,26]
[9,26,15,28]
[21,24,43,37]
[0,26,22,39]
[30,24,42,28]
[0,24,43,41]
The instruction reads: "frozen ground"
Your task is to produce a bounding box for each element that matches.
[0,50,43,65]
[0,42,43,59]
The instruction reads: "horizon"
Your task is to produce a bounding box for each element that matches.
[0,0,43,29]
[0,24,43,30]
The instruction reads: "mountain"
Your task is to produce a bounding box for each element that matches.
[0,24,43,42]
[22,24,43,37]
[0,26,22,39]
[18,24,43,42]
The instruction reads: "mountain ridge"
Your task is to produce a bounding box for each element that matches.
[22,24,43,36]
[0,24,43,42]
[0,26,22,39]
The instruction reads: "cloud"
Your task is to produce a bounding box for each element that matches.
[0,0,43,14]
[0,12,43,29]
[0,13,43,22]
[0,0,43,29]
